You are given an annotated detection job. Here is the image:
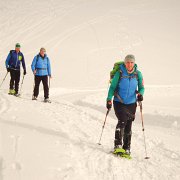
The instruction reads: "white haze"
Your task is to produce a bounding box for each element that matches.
[0,0,180,180]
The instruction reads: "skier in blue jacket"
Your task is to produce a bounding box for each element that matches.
[31,47,51,102]
[106,54,145,156]
[5,43,26,96]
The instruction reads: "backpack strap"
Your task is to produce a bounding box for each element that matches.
[114,70,124,103]
[114,70,138,103]
[9,50,15,57]
[134,71,138,81]
[120,70,138,80]
[35,54,39,69]
[115,92,124,103]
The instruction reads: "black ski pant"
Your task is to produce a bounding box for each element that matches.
[33,75,49,99]
[113,101,137,150]
[9,69,20,94]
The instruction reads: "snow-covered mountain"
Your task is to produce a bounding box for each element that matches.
[0,0,180,180]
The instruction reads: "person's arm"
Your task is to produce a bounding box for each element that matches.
[5,53,11,69]
[21,54,26,74]
[31,56,37,74]
[47,57,51,76]
[137,71,145,95]
[107,71,120,101]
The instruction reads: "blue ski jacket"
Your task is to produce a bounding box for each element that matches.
[5,50,26,71]
[31,54,51,76]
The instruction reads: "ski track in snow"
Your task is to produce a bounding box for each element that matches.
[0,92,24,180]
[1,89,180,180]
[0,92,11,115]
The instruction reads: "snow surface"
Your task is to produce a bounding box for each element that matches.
[0,0,180,180]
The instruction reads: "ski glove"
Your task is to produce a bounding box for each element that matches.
[23,70,26,75]
[7,68,10,72]
[137,94,143,101]
[106,100,112,109]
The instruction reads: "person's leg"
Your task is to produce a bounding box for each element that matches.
[123,120,132,151]
[113,101,128,148]
[123,103,137,153]
[33,76,42,98]
[42,76,49,99]
[9,69,15,92]
[14,70,20,94]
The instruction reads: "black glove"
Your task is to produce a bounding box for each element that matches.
[23,70,26,75]
[7,68,10,72]
[106,100,112,109]
[137,94,143,101]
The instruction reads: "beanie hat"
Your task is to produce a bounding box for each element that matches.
[124,54,135,63]
[15,43,21,48]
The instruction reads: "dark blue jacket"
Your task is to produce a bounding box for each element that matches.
[5,50,26,71]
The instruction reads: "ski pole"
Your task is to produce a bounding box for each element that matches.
[98,109,110,145]
[0,72,9,89]
[138,101,150,159]
[19,75,25,95]
[32,76,35,99]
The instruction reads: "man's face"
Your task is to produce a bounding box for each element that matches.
[125,61,135,71]
[40,49,46,57]
[15,47,20,52]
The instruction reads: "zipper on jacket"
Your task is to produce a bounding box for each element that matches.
[126,78,130,101]
[15,52,18,68]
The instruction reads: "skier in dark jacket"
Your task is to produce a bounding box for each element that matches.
[106,54,144,156]
[5,43,26,96]
[31,47,51,102]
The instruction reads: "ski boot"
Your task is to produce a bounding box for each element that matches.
[113,145,125,156]
[113,128,125,156]
[44,98,51,103]
[14,93,21,97]
[8,89,15,95]
[32,96,37,100]
[121,149,132,159]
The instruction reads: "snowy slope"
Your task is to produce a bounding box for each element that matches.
[0,88,180,180]
[0,0,180,180]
